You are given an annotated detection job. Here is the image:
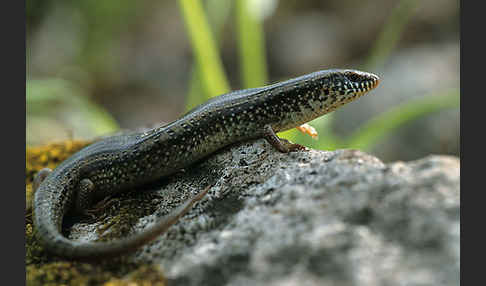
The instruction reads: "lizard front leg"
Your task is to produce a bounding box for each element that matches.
[263,125,307,153]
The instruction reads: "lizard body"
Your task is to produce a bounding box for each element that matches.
[34,69,379,258]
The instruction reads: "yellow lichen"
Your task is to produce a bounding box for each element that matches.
[103,266,167,286]
[26,261,113,286]
[26,140,93,215]
[26,139,93,184]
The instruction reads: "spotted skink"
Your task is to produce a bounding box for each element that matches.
[33,69,380,259]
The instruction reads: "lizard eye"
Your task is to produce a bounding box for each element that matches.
[343,71,363,82]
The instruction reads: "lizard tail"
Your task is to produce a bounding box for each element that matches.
[36,185,210,259]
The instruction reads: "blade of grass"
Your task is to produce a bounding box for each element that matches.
[236,0,268,88]
[185,0,233,111]
[278,115,342,150]
[27,79,119,135]
[185,67,206,111]
[343,88,460,150]
[363,0,419,70]
[178,0,230,100]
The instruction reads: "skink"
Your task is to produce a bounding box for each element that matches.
[34,69,379,259]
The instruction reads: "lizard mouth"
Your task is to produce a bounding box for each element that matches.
[342,70,380,94]
[343,70,380,94]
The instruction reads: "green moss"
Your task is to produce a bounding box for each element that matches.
[103,265,167,286]
[95,191,161,242]
[26,224,47,266]
[26,257,166,286]
[26,262,113,286]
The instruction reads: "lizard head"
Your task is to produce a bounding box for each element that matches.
[317,69,380,99]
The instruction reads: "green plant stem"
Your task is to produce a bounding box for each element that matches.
[344,89,460,150]
[364,0,419,70]
[185,0,232,111]
[178,0,230,99]
[236,0,268,88]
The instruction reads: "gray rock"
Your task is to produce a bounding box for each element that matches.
[72,139,460,286]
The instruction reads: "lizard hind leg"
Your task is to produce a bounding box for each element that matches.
[74,178,96,214]
[28,168,53,214]
[120,184,213,252]
[33,168,52,192]
[94,184,213,256]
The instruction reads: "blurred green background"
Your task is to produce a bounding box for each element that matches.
[26,0,459,162]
